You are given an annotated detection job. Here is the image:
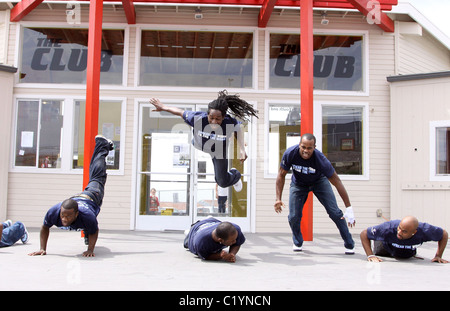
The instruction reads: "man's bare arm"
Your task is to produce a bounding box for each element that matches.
[28,225,50,256]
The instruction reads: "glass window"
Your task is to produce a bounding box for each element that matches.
[15,99,64,168]
[436,127,450,175]
[267,104,301,175]
[322,106,364,175]
[20,27,124,84]
[73,100,122,170]
[140,30,253,88]
[269,33,363,91]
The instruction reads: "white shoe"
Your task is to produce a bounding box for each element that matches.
[293,244,303,252]
[233,179,243,192]
[345,247,355,255]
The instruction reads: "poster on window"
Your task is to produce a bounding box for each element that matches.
[173,143,190,167]
[21,131,34,148]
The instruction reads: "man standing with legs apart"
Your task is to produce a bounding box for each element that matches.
[29,135,114,258]
[274,133,356,254]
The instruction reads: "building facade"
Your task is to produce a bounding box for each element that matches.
[0,2,449,235]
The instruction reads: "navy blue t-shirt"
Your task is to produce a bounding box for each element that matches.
[183,111,241,158]
[280,145,335,186]
[43,198,100,235]
[187,218,246,260]
[367,220,444,258]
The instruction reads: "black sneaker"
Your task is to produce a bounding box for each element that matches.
[95,134,114,151]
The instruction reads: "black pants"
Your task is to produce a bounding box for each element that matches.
[211,157,241,188]
[80,137,111,208]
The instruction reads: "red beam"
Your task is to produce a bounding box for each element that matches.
[258,0,277,27]
[109,0,265,4]
[313,2,392,10]
[274,0,393,10]
[122,0,136,24]
[348,0,395,32]
[83,0,104,188]
[300,0,314,242]
[104,0,397,4]
[10,0,44,22]
[313,0,396,4]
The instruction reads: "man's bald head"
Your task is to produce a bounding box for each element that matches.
[397,216,419,240]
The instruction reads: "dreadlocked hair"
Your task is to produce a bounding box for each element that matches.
[208,90,258,121]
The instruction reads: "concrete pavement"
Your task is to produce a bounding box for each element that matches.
[1,227,449,291]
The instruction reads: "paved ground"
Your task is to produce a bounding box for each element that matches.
[1,227,449,291]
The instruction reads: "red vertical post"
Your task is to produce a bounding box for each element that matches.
[83,0,104,189]
[300,0,314,241]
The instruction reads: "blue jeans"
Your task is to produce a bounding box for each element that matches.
[288,176,354,249]
[79,137,110,208]
[0,221,26,247]
[211,157,241,188]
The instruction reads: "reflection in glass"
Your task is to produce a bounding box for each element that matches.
[139,106,192,216]
[39,100,64,168]
[196,179,247,217]
[267,104,301,175]
[269,34,363,91]
[138,104,249,218]
[20,27,124,84]
[15,101,39,167]
[322,106,363,175]
[72,100,122,170]
[15,100,63,168]
[139,174,190,216]
[436,128,450,175]
[193,116,249,218]
[140,30,253,88]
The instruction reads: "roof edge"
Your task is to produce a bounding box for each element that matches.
[390,2,450,50]
[0,64,17,73]
[387,70,450,82]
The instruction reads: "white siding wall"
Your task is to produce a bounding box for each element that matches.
[390,76,450,229]
[398,28,450,75]
[0,11,8,64]
[3,5,450,234]
[0,69,15,221]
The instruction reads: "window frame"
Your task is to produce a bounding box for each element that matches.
[315,101,369,181]
[11,95,126,176]
[263,100,302,178]
[135,25,258,91]
[263,100,369,180]
[264,28,369,96]
[12,98,65,170]
[430,120,450,181]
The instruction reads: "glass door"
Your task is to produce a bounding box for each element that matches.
[135,102,252,231]
[135,103,194,231]
[192,106,251,230]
